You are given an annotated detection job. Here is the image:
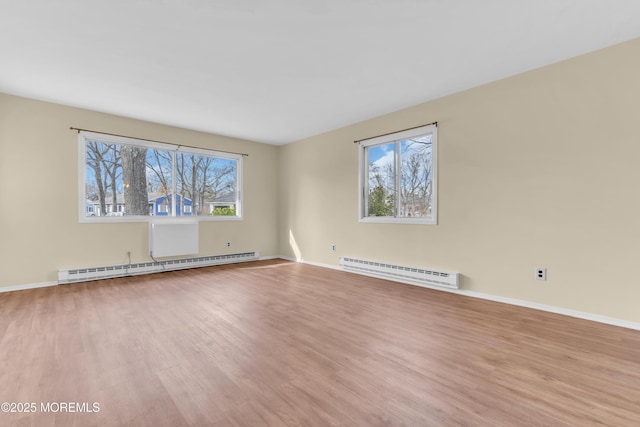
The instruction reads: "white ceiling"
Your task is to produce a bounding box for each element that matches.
[2,1,640,145]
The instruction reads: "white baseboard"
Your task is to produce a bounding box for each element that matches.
[0,281,58,293]
[279,256,640,332]
[1,256,281,293]
[279,256,344,271]
[461,290,640,331]
[6,257,639,332]
[258,255,282,261]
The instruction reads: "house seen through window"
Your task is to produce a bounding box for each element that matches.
[80,131,242,221]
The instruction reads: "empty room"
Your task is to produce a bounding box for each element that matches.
[1,1,640,426]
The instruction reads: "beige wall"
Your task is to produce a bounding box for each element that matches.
[3,38,640,324]
[278,38,640,323]
[0,93,279,287]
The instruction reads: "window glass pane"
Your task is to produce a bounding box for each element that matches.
[85,140,176,217]
[120,145,150,216]
[366,142,395,217]
[82,132,242,221]
[146,149,173,216]
[398,134,433,218]
[85,141,116,217]
[176,153,238,217]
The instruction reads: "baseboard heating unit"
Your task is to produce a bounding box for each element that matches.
[339,256,459,290]
[58,251,259,285]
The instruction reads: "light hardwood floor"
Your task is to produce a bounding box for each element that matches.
[1,259,639,426]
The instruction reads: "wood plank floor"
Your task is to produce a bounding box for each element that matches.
[1,259,639,426]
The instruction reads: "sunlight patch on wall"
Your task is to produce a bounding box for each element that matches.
[289,229,302,262]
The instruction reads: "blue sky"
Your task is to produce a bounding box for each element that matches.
[369,143,394,165]
[368,135,433,166]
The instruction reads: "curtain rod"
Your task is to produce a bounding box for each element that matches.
[70,127,249,157]
[353,121,438,144]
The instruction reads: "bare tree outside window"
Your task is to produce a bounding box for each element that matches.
[176,153,237,216]
[360,124,437,224]
[146,150,173,213]
[82,134,241,220]
[121,145,148,216]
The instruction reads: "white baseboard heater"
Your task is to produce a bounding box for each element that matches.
[339,256,459,290]
[58,251,259,285]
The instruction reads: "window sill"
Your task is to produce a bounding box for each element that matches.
[358,216,437,225]
[79,215,243,224]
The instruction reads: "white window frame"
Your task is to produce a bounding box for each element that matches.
[78,131,243,223]
[358,124,437,225]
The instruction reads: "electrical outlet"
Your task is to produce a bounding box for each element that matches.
[331,244,336,252]
[227,242,231,247]
[535,267,547,281]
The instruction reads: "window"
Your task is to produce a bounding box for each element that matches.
[359,124,437,224]
[79,131,242,222]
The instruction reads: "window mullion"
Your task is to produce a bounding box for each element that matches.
[394,142,400,217]
[363,147,369,217]
[171,151,177,217]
